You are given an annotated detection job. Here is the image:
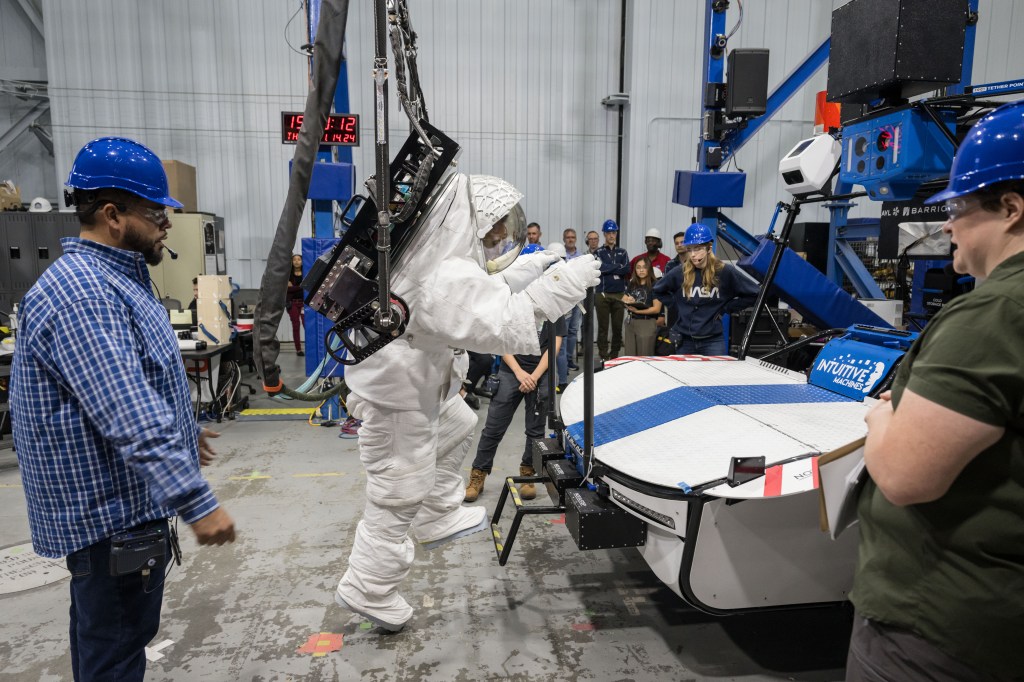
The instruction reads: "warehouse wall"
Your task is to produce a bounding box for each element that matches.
[34,0,1024,284]
[344,0,621,244]
[41,0,619,285]
[42,0,314,288]
[0,0,55,205]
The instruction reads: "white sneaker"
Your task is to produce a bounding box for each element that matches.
[414,506,489,550]
[335,583,412,632]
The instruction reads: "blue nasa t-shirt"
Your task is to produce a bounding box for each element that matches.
[652,263,759,338]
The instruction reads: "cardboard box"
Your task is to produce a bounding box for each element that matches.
[162,161,197,213]
[0,181,22,211]
[196,275,232,345]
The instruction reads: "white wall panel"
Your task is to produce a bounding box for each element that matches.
[0,0,54,204]
[43,0,312,288]
[36,0,1024,287]
[43,0,620,283]
[344,0,622,244]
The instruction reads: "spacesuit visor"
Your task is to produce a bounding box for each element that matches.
[482,203,527,274]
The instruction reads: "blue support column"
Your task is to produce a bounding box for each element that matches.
[716,212,762,257]
[825,179,857,286]
[835,239,885,299]
[307,0,355,239]
[695,0,729,243]
[682,3,829,257]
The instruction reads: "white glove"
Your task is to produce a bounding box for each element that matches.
[524,255,601,322]
[498,251,561,293]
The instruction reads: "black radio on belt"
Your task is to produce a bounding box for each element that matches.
[109,527,167,576]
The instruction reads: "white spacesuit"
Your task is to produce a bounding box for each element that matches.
[336,173,600,631]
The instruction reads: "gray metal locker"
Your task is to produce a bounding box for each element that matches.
[0,221,10,293]
[32,213,63,272]
[3,213,39,292]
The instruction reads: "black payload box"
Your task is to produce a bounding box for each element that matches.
[544,458,583,505]
[827,0,968,104]
[565,488,647,551]
[531,437,564,475]
[729,307,791,356]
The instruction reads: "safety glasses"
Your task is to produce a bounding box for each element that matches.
[944,197,982,223]
[117,203,170,228]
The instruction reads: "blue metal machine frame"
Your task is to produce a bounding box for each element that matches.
[679,0,985,319]
[301,0,357,376]
[308,0,356,240]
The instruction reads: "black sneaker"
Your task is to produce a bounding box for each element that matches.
[464,393,481,410]
[296,350,305,356]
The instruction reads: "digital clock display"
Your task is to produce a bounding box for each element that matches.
[281,112,359,146]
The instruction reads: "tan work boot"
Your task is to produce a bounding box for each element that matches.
[464,468,487,503]
[518,464,537,500]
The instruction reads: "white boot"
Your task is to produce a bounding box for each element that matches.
[335,583,412,633]
[336,516,415,632]
[414,505,489,550]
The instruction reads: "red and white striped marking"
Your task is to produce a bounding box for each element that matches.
[604,355,735,368]
[704,457,822,500]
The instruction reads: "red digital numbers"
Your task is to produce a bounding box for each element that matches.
[281,112,359,146]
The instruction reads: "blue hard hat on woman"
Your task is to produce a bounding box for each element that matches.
[683,223,713,246]
[926,100,1024,204]
[65,137,183,208]
[602,219,619,233]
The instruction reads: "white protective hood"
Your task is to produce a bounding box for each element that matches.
[345,173,542,411]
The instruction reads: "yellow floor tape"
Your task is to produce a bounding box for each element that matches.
[239,408,313,416]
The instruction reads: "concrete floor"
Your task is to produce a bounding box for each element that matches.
[0,351,853,682]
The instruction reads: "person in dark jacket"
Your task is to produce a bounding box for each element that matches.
[653,223,758,356]
[594,219,630,360]
[286,253,304,356]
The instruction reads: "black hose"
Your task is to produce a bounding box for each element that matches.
[254,0,350,392]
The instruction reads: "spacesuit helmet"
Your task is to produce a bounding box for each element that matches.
[470,175,527,274]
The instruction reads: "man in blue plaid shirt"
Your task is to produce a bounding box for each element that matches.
[10,137,235,682]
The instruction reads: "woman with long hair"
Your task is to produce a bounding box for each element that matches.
[286,253,305,356]
[652,223,759,356]
[620,257,663,356]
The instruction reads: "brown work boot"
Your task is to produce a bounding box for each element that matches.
[518,464,537,500]
[464,468,487,502]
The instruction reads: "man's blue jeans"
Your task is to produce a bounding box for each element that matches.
[65,519,169,682]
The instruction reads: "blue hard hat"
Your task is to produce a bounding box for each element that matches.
[683,223,713,246]
[520,243,544,255]
[66,137,183,208]
[602,219,619,233]
[926,100,1024,205]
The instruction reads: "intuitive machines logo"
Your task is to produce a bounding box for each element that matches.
[813,353,886,394]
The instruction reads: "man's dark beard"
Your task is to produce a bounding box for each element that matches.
[122,223,163,265]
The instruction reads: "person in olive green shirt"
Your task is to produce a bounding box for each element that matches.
[847,101,1024,681]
